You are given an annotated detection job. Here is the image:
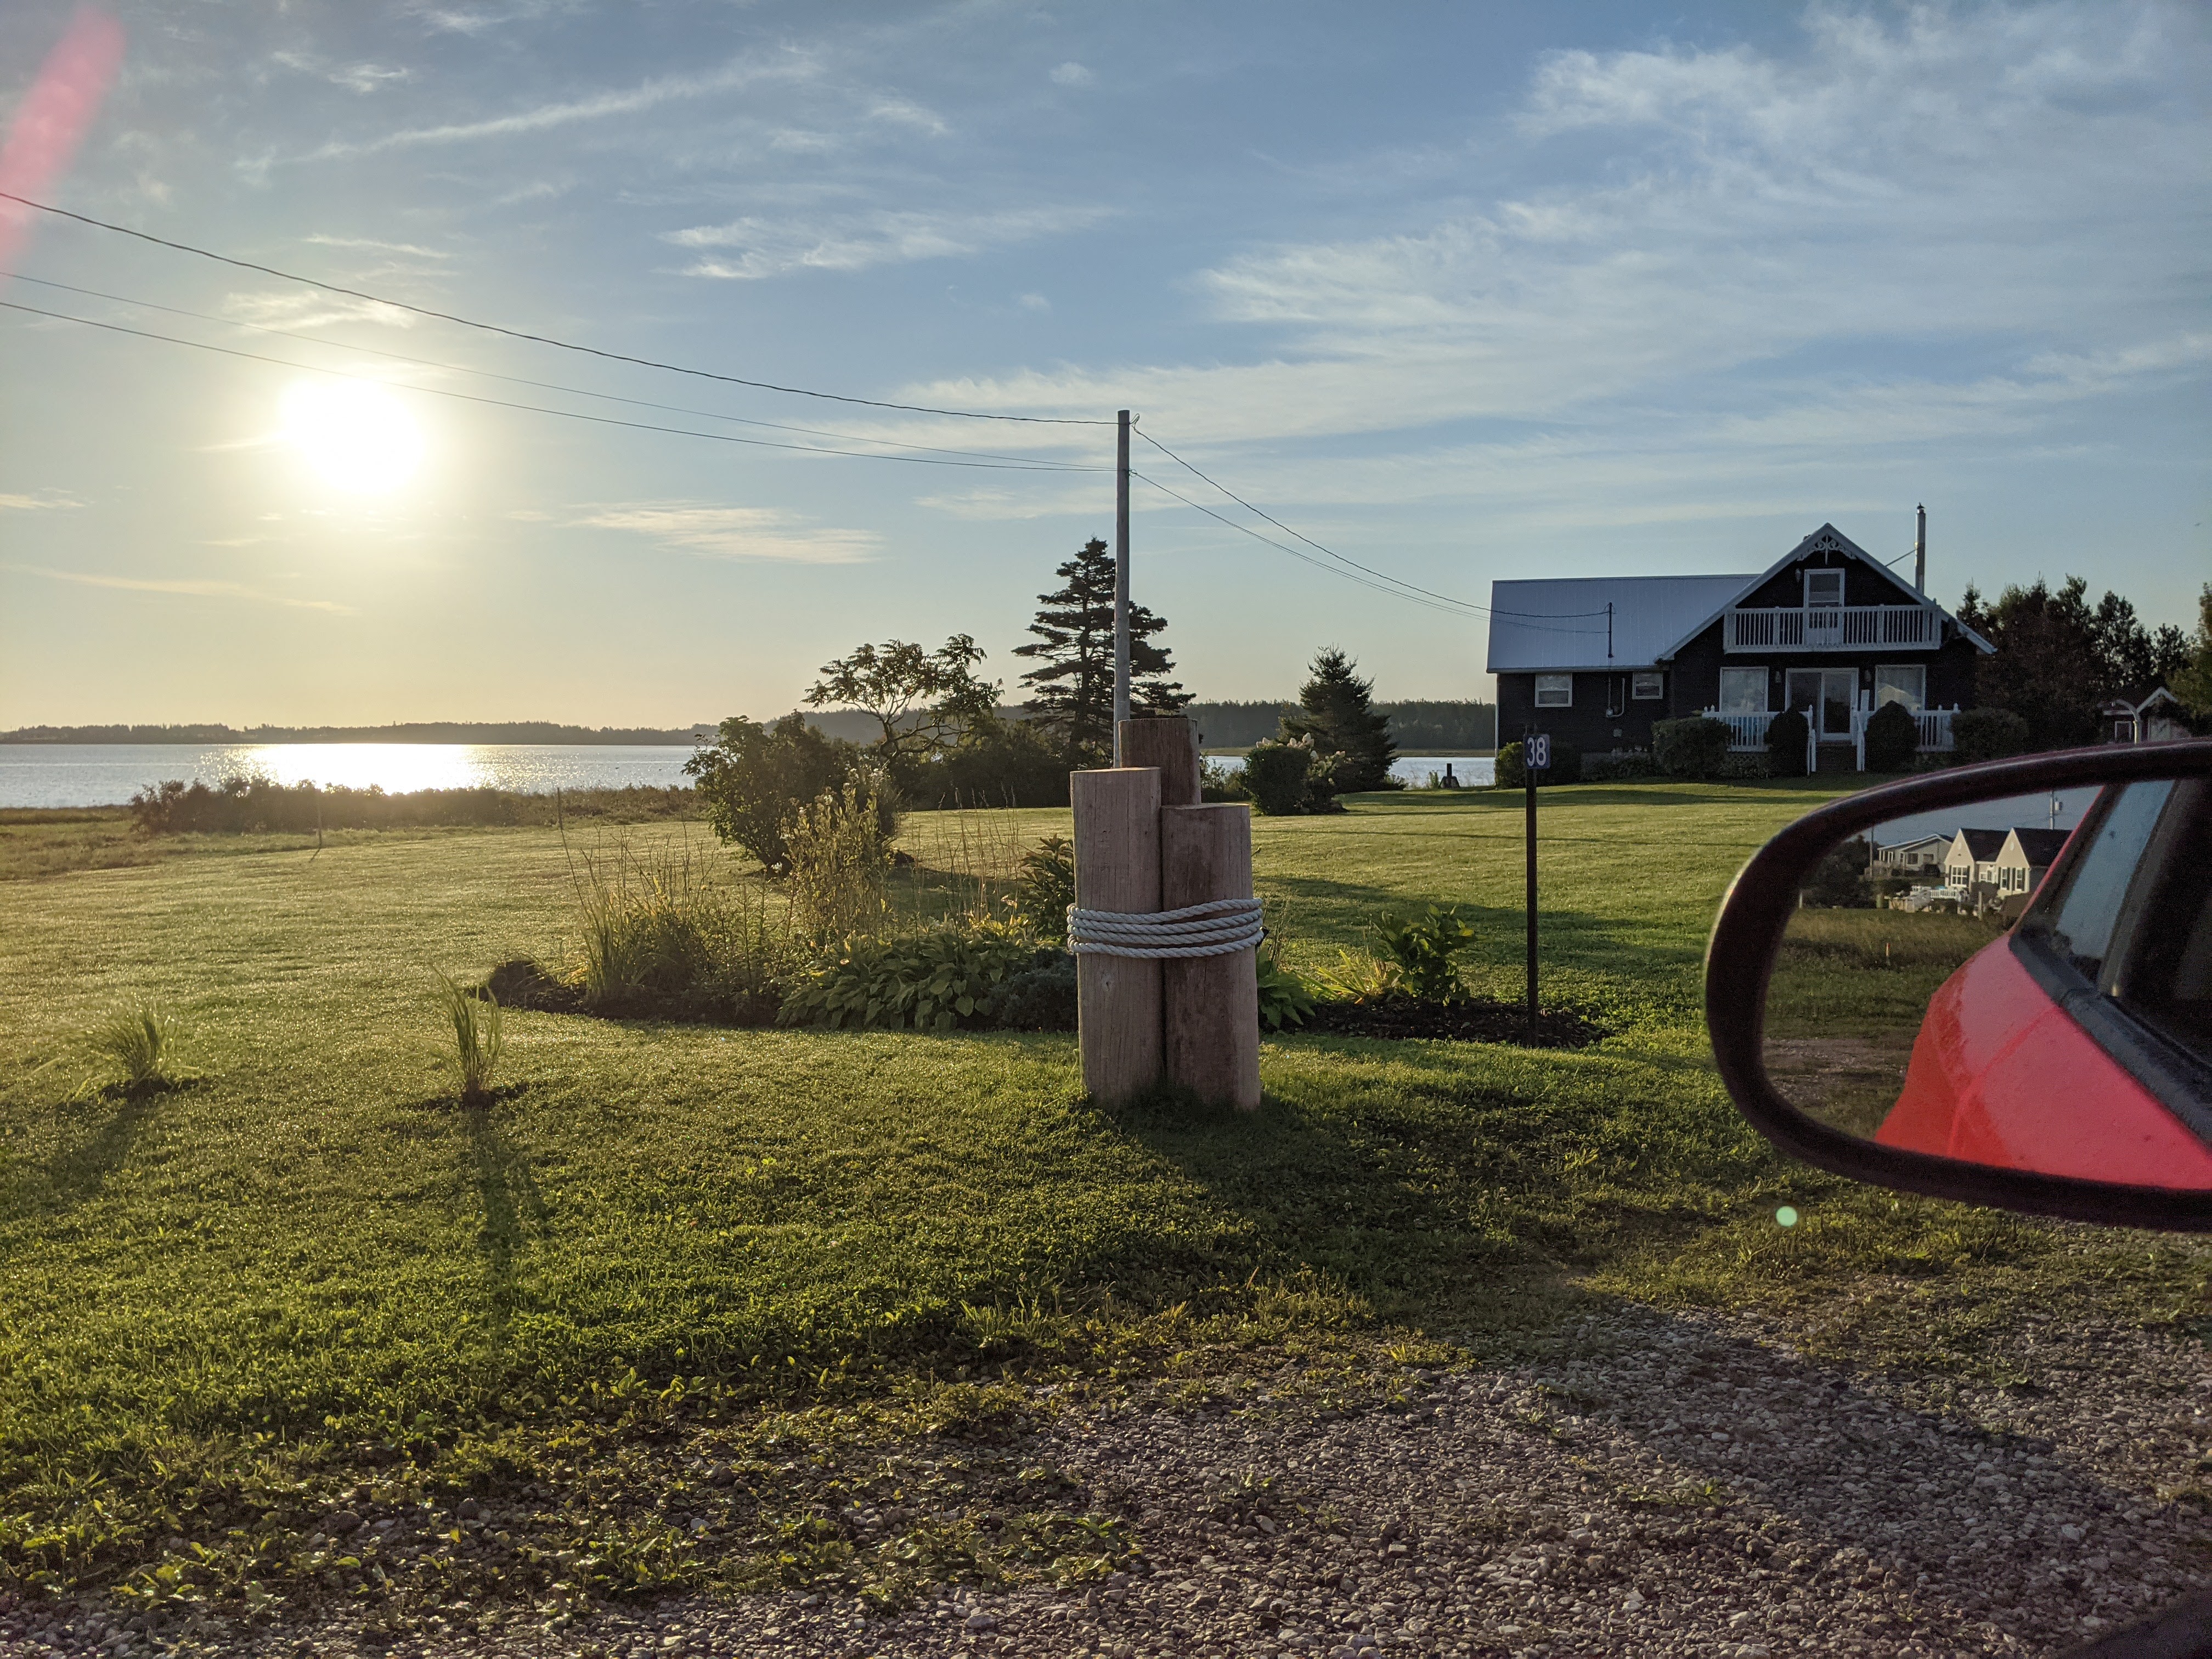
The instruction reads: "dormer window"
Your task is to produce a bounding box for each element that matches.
[1804,569,1844,608]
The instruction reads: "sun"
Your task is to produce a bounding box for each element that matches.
[279,379,426,493]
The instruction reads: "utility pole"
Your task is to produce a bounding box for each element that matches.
[1914,504,1926,595]
[1114,409,1132,764]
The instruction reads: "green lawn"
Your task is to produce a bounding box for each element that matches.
[1,783,2202,1612]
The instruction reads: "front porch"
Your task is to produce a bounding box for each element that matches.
[1701,705,1957,772]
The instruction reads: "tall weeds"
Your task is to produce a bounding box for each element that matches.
[433,972,504,1103]
[86,1000,185,1093]
[564,828,789,1018]
[784,781,893,943]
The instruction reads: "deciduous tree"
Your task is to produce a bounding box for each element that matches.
[805,635,999,780]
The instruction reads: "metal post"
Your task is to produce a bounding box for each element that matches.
[1113,409,1132,764]
[1525,727,1539,1041]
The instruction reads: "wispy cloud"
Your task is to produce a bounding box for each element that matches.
[301,54,814,160]
[0,492,80,511]
[667,205,1113,280]
[565,504,878,563]
[302,234,449,259]
[1050,62,1093,87]
[271,52,413,94]
[13,567,354,612]
[221,289,419,331]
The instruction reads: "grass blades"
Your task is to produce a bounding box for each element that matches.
[84,999,185,1094]
[433,970,504,1103]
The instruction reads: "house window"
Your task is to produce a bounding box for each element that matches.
[1533,674,1573,708]
[1717,668,1767,714]
[1874,665,1926,711]
[1805,569,1844,608]
[1632,671,1664,701]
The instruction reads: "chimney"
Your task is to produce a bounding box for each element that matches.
[1914,504,1926,595]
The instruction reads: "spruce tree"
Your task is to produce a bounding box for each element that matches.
[1013,538,1189,768]
[1282,647,1397,791]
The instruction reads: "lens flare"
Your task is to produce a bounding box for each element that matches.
[1775,1206,1799,1228]
[279,379,425,493]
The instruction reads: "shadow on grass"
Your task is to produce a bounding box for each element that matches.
[462,1102,549,1331]
[34,1085,183,1206]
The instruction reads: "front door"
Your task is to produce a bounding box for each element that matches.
[1786,668,1856,739]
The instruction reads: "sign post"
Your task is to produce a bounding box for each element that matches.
[1525,731,1548,1042]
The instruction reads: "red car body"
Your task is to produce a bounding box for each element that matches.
[1878,934,2212,1186]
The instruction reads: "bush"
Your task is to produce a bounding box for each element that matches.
[1802,839,1874,909]
[126,776,693,836]
[1256,955,1315,1031]
[1240,741,1314,816]
[1864,701,1918,771]
[1583,753,1659,782]
[778,919,1041,1031]
[1766,708,1810,778]
[1008,834,1075,942]
[567,839,787,1020]
[1952,707,2031,765]
[1652,716,1732,781]
[1495,741,1582,789]
[1718,753,1773,780]
[907,714,1070,809]
[685,713,873,870]
[784,780,894,942]
[1369,905,1478,1001]
[981,950,1078,1031]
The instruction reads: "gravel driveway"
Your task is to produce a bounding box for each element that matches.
[3,1302,2205,1659]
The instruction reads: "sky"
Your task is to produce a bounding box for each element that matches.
[1,0,2206,729]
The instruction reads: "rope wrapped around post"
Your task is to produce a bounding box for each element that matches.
[1067,897,1263,960]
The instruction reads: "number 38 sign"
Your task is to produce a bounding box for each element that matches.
[1526,733,1551,772]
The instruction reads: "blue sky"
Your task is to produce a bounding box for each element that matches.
[2,0,2206,727]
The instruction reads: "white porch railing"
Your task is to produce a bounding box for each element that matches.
[1700,703,1959,766]
[1724,604,1942,652]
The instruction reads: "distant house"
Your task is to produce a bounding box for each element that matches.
[1943,828,2007,909]
[1485,524,1991,773]
[1940,825,2069,917]
[2100,684,2190,744]
[1872,833,1951,878]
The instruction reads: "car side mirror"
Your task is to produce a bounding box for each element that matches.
[1706,740,2212,1231]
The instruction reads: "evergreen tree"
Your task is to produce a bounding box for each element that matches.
[1282,647,1397,791]
[1960,575,2199,750]
[1013,538,1189,768]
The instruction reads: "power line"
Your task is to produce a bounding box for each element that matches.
[0,188,1110,426]
[1,269,1090,469]
[1135,425,1611,622]
[0,299,1107,472]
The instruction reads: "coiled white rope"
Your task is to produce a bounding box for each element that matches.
[1066,896,1263,959]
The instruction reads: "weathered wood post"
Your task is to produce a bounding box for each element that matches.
[1071,766,1162,1102]
[1161,802,1261,1110]
[1118,716,1201,809]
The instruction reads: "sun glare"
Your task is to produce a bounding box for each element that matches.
[279,379,426,493]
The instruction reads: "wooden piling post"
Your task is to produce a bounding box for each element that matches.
[1118,716,1201,807]
[1072,766,1163,1102]
[1161,803,1261,1111]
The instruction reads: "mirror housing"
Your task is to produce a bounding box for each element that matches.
[1707,739,2212,1231]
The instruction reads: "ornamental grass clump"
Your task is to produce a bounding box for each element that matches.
[783,778,894,942]
[565,834,787,1021]
[432,971,504,1103]
[86,999,187,1093]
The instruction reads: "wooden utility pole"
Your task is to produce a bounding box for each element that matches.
[1525,730,1547,1042]
[1073,765,1161,1101]
[1113,409,1132,763]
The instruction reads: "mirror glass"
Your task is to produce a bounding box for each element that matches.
[1760,778,2212,1188]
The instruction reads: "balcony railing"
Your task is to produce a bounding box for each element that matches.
[1724,603,1942,652]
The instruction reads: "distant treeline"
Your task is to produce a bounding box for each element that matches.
[1183,700,1497,751]
[3,721,713,746]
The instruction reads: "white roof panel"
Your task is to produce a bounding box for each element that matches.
[1485,575,1754,673]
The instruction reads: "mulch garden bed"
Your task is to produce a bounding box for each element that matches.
[1302,996,1605,1048]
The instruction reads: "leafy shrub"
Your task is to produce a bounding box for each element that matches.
[1495,741,1582,789]
[86,1000,185,1093]
[1199,759,1247,803]
[685,713,884,870]
[784,780,894,942]
[433,972,504,1103]
[1801,839,1874,909]
[907,714,1070,809]
[981,950,1078,1031]
[779,920,1041,1031]
[1652,716,1732,781]
[1864,701,1918,771]
[1952,707,2031,765]
[1256,955,1315,1031]
[1240,742,1314,816]
[1718,753,1773,780]
[1369,905,1478,1001]
[1765,708,1810,778]
[1009,834,1075,942]
[1582,754,1658,782]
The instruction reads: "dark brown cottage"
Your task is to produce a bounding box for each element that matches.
[1485,524,1991,772]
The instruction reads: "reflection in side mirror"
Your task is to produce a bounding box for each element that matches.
[1707,743,2212,1229]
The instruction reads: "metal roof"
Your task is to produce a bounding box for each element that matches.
[1484,575,1754,673]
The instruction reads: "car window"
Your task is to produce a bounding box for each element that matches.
[2038,781,2174,977]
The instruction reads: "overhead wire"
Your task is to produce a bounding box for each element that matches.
[0,269,1092,469]
[0,298,1107,472]
[0,188,1110,426]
